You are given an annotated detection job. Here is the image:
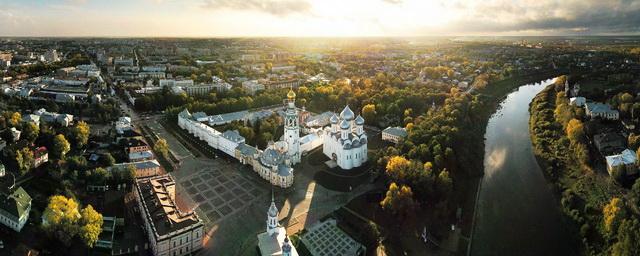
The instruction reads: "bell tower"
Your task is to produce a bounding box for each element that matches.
[284,89,301,164]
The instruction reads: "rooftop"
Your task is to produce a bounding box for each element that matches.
[135,175,202,238]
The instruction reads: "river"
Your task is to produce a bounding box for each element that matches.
[470,78,576,255]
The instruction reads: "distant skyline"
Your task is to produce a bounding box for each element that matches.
[1,0,640,37]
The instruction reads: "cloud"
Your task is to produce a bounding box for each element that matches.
[441,0,640,34]
[200,0,312,16]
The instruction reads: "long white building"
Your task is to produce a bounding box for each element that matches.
[322,106,368,170]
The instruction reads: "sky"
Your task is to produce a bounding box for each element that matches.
[1,0,640,37]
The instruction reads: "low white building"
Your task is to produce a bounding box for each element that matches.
[34,108,74,127]
[605,149,638,176]
[382,126,408,144]
[242,80,265,95]
[134,175,204,256]
[585,102,619,120]
[569,97,586,107]
[178,109,294,188]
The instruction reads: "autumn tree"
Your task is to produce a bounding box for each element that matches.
[380,182,416,217]
[362,104,376,124]
[52,134,71,160]
[42,195,104,248]
[8,112,21,127]
[70,121,90,148]
[154,138,169,158]
[385,156,411,182]
[603,197,626,235]
[22,122,39,143]
[566,119,584,144]
[42,195,82,246]
[16,147,34,175]
[79,205,103,248]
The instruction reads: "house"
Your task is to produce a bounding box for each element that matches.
[585,102,619,120]
[593,133,626,156]
[605,149,638,176]
[569,97,586,107]
[21,114,40,126]
[134,175,204,256]
[0,185,32,232]
[121,138,150,154]
[382,126,408,144]
[111,160,161,178]
[10,127,21,141]
[33,147,48,168]
[128,150,154,162]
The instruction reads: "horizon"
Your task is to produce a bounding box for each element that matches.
[2,0,640,37]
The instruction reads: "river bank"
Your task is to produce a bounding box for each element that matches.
[528,80,631,255]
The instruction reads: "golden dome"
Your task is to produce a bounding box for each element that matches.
[287,89,296,99]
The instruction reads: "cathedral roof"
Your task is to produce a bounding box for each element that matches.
[340,119,350,129]
[355,115,364,125]
[340,105,354,120]
[287,89,296,99]
[268,193,278,217]
[330,113,339,124]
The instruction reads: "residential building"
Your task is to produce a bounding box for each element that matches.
[122,138,150,154]
[382,126,408,144]
[569,97,586,107]
[593,132,626,156]
[605,149,638,176]
[322,106,368,170]
[0,185,32,232]
[33,146,48,168]
[585,102,619,120]
[111,160,161,178]
[134,175,204,256]
[242,80,264,94]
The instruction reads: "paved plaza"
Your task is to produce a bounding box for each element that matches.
[301,218,365,256]
[175,166,267,225]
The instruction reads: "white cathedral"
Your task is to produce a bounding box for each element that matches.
[321,106,368,170]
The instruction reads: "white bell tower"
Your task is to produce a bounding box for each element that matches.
[267,190,279,236]
[284,89,301,164]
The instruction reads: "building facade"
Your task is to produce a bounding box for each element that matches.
[382,126,408,144]
[134,175,204,256]
[0,185,32,232]
[322,106,368,170]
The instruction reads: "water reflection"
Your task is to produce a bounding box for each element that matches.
[471,78,575,255]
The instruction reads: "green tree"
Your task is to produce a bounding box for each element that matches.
[611,219,640,256]
[101,153,116,167]
[52,134,71,160]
